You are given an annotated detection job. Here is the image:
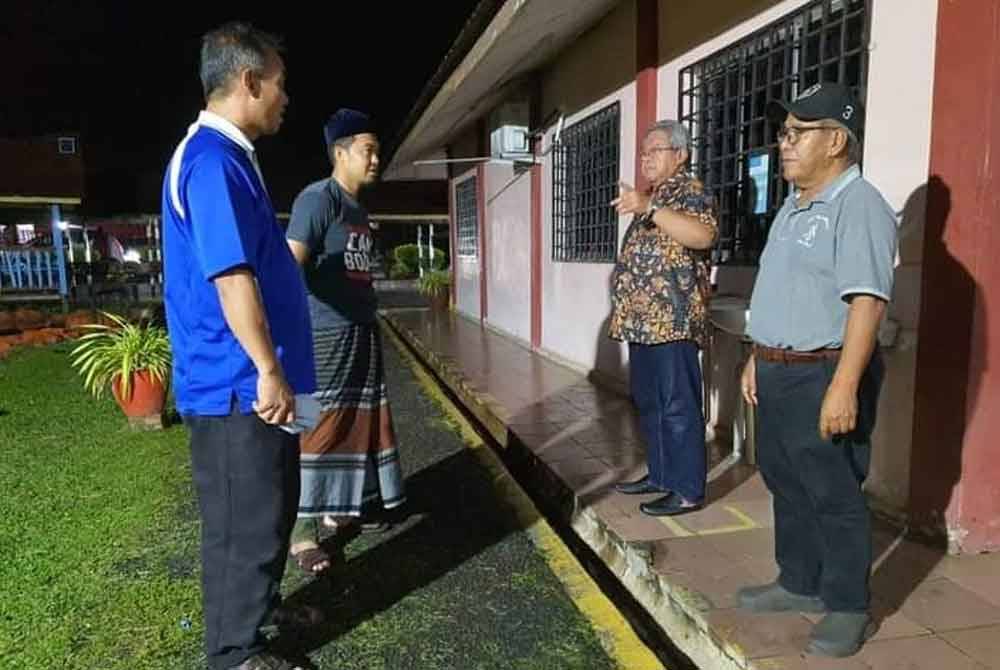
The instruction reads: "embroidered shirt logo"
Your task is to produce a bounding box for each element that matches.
[797,214,830,248]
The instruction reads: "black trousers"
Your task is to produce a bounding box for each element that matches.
[185,405,300,669]
[756,351,883,613]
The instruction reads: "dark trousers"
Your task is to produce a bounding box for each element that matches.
[629,341,706,502]
[185,405,300,670]
[756,352,883,612]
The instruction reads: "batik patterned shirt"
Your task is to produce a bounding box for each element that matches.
[608,172,717,347]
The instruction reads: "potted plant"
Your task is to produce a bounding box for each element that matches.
[417,269,451,312]
[69,311,171,428]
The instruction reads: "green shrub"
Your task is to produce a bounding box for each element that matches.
[417,269,451,297]
[390,244,446,279]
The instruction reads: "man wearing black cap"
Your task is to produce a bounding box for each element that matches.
[284,110,405,573]
[737,82,898,657]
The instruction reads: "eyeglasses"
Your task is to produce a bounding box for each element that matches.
[777,125,840,145]
[640,146,678,160]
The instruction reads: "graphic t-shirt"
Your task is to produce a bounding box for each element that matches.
[286,177,377,327]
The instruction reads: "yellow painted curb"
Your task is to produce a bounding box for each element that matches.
[384,320,665,670]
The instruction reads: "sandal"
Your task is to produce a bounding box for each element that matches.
[290,546,331,574]
[322,515,390,535]
[229,650,305,670]
[359,520,390,534]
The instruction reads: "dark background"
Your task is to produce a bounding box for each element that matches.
[2,1,481,214]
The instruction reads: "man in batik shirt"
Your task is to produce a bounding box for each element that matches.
[609,119,717,516]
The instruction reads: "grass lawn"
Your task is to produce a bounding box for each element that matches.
[0,343,203,669]
[0,338,621,670]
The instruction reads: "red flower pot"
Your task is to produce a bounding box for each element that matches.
[430,291,450,312]
[111,370,167,419]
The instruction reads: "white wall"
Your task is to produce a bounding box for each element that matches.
[484,162,532,343]
[452,168,482,320]
[540,83,636,382]
[860,0,938,512]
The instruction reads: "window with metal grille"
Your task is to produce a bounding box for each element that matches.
[455,176,479,258]
[552,102,621,263]
[679,0,869,265]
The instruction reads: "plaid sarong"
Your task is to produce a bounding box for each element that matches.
[298,322,405,517]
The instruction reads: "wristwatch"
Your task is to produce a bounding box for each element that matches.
[642,201,659,230]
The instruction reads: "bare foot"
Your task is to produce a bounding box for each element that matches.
[289,541,331,573]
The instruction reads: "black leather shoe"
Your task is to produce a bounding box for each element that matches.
[639,493,703,516]
[614,475,665,495]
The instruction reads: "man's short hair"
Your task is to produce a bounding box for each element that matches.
[836,124,863,164]
[645,120,691,152]
[329,136,355,166]
[200,22,283,101]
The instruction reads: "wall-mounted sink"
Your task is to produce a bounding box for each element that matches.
[709,295,750,337]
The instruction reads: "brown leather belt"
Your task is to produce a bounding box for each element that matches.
[753,344,841,364]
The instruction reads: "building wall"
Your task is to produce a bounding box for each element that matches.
[448,126,484,180]
[0,134,84,200]
[862,0,938,517]
[537,2,639,381]
[539,82,634,380]
[484,162,533,342]
[382,149,449,181]
[911,0,1000,553]
[657,0,786,64]
[541,1,636,123]
[656,0,939,513]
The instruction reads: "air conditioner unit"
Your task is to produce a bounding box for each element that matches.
[57,137,77,155]
[490,124,530,159]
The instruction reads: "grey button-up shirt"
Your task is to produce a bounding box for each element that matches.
[747,165,898,351]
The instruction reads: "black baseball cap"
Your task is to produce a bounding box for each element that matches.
[766,82,863,138]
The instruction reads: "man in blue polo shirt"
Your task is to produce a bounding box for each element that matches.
[162,22,314,670]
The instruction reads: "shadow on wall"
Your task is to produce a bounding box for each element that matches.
[908,175,984,549]
[591,312,627,392]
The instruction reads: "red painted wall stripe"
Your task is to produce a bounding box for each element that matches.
[530,162,542,348]
[910,0,1000,552]
[635,0,659,193]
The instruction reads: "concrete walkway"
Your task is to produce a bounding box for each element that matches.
[383,307,1000,670]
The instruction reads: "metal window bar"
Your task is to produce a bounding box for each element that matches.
[679,0,870,265]
[455,176,479,258]
[552,102,621,263]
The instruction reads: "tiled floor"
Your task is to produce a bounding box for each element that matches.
[385,308,1000,670]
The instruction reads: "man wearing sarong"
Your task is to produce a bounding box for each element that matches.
[284,109,405,574]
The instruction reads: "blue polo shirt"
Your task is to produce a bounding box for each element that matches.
[747,165,898,350]
[162,111,315,416]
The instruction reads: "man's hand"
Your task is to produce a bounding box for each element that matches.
[740,355,757,406]
[819,381,857,441]
[610,182,651,216]
[254,370,296,425]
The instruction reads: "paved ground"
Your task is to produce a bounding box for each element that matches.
[269,327,624,670]
[383,307,1000,670]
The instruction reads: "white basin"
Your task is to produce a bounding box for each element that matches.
[709,295,750,337]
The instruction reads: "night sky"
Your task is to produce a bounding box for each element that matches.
[3,1,481,214]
